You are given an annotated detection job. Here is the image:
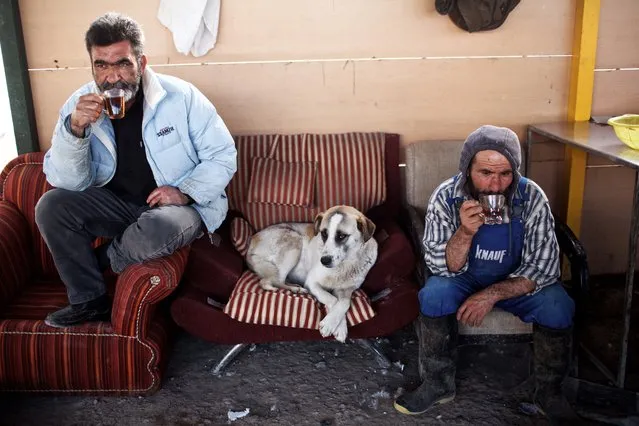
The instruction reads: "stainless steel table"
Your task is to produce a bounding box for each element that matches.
[526,121,637,389]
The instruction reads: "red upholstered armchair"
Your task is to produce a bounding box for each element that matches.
[0,153,188,395]
[170,133,419,372]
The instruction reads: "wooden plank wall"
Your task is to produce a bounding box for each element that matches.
[20,0,574,151]
[20,0,638,273]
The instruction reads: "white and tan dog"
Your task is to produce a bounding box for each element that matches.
[246,205,378,342]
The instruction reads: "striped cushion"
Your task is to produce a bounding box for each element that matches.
[227,134,277,211]
[230,217,254,257]
[223,271,376,330]
[0,202,32,309]
[0,279,111,320]
[0,152,56,278]
[247,157,317,207]
[228,133,386,230]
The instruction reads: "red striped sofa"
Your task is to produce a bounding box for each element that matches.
[0,152,189,395]
[170,133,419,367]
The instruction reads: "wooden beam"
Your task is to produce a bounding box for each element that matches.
[568,0,600,122]
[0,0,39,154]
[564,0,600,237]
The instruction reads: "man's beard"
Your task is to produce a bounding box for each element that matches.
[97,70,142,102]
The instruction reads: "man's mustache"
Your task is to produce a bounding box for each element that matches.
[100,80,136,91]
[99,81,138,102]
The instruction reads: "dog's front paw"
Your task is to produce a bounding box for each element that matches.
[258,278,279,292]
[319,313,343,339]
[287,285,308,294]
[332,319,348,343]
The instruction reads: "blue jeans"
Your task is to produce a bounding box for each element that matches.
[35,187,203,304]
[418,274,575,329]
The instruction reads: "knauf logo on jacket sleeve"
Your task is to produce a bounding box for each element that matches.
[157,126,175,137]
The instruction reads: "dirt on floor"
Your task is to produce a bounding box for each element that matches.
[0,329,546,426]
[0,276,636,426]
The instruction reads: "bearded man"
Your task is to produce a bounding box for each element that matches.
[36,12,237,328]
[394,125,580,423]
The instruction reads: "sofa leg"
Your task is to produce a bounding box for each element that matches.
[352,339,392,369]
[211,343,250,375]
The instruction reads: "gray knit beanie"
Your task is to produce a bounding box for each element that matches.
[458,125,522,198]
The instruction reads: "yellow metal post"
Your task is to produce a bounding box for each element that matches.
[565,0,600,237]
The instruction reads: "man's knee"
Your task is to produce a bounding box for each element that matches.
[419,275,464,318]
[534,285,575,330]
[118,206,202,254]
[35,189,72,229]
[109,206,202,273]
[142,206,202,238]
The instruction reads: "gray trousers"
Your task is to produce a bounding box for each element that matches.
[35,187,203,305]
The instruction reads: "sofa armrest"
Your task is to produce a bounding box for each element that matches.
[0,201,33,307]
[402,204,428,286]
[111,246,190,336]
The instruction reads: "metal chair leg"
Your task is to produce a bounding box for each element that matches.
[352,338,392,369]
[211,343,250,375]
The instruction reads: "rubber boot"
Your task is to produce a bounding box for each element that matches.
[533,324,582,425]
[394,314,457,415]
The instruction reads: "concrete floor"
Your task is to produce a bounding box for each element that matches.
[0,324,633,426]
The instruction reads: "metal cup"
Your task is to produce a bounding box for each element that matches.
[478,194,506,225]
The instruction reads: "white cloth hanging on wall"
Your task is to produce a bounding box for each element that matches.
[158,0,221,57]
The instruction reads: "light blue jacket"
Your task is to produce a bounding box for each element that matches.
[43,67,237,232]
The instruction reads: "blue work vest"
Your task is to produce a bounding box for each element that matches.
[447,177,529,287]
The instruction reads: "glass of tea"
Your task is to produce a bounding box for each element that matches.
[478,194,506,225]
[103,88,126,119]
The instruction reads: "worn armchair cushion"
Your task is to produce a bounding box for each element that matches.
[226,220,380,330]
[0,202,32,309]
[223,271,375,329]
[247,157,317,207]
[362,218,416,295]
[184,228,244,301]
[229,133,387,231]
[1,153,56,278]
[230,217,254,257]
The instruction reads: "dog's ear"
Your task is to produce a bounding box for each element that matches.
[313,213,324,235]
[357,216,376,242]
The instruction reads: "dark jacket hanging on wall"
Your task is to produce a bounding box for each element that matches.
[435,0,521,33]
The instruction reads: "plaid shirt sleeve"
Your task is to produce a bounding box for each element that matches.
[422,178,468,277]
[508,180,560,293]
